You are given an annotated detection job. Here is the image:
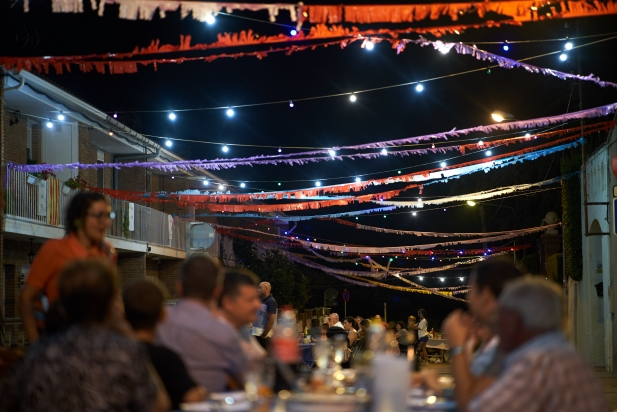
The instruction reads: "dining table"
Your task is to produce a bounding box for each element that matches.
[426,338,450,363]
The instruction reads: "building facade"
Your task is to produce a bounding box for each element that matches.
[569,126,617,372]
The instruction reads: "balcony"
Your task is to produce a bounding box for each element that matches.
[4,170,187,257]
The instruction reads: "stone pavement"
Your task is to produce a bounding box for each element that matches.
[424,364,617,410]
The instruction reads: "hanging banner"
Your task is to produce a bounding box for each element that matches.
[37,179,47,217]
[129,202,135,231]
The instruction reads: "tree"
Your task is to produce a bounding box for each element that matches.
[233,239,309,309]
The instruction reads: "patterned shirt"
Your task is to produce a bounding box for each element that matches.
[469,331,610,412]
[0,325,158,412]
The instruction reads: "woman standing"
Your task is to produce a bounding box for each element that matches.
[414,309,429,366]
[342,317,358,368]
[393,321,410,356]
[19,192,117,342]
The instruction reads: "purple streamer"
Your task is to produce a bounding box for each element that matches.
[10,102,616,173]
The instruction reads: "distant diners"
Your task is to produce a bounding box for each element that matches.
[1,260,169,412]
[468,277,609,412]
[123,279,206,410]
[393,321,410,356]
[307,318,322,341]
[156,255,247,393]
[19,192,117,342]
[412,309,429,366]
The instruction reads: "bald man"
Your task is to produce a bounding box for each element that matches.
[253,282,277,349]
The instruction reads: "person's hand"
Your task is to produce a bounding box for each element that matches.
[442,310,471,347]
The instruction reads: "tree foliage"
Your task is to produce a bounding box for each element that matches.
[560,151,583,281]
[232,239,309,309]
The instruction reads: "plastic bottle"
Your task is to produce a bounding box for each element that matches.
[270,310,300,364]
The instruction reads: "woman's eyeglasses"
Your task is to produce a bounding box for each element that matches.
[87,211,116,221]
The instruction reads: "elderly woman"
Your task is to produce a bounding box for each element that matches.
[19,192,116,342]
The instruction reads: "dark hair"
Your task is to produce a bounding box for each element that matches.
[181,254,222,301]
[58,259,116,325]
[64,191,110,234]
[355,316,363,322]
[45,301,69,336]
[344,316,358,330]
[396,321,406,330]
[418,308,427,318]
[321,323,329,331]
[123,279,169,331]
[219,268,259,305]
[470,257,522,298]
[311,318,320,327]
[360,319,370,330]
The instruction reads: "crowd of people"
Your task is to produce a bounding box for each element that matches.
[0,192,612,412]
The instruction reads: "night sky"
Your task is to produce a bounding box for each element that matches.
[3,1,617,323]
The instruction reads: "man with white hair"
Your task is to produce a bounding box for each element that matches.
[466,276,609,412]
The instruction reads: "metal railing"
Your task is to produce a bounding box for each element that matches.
[5,170,186,250]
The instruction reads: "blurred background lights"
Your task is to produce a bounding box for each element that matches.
[218,184,225,191]
[415,83,424,92]
[565,42,573,50]
[355,177,361,182]
[315,181,321,187]
[46,120,53,128]
[202,179,208,186]
[559,53,568,61]
[328,149,336,157]
[240,183,246,188]
[168,112,176,120]
[440,161,447,167]
[57,112,65,121]
[222,145,229,153]
[365,40,374,50]
[349,93,357,102]
[486,150,492,156]
[381,148,388,155]
[205,14,216,24]
[226,108,235,117]
[290,29,298,36]
[165,140,172,147]
[503,44,510,51]
[289,100,294,107]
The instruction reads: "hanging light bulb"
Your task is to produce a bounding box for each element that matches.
[418,276,423,280]
[226,108,235,117]
[440,161,447,168]
[290,29,298,36]
[431,143,435,149]
[289,100,294,108]
[412,211,417,216]
[565,42,573,50]
[218,184,225,191]
[440,277,445,282]
[460,277,464,281]
[222,145,229,153]
[168,112,177,120]
[205,14,216,24]
[113,113,118,118]
[349,93,357,102]
[478,140,484,146]
[46,120,53,128]
[108,131,114,136]
[559,53,568,61]
[278,147,282,153]
[328,149,336,157]
[355,177,361,183]
[467,200,476,206]
[315,181,321,187]
[525,133,531,138]
[240,182,246,188]
[165,140,172,148]
[503,44,509,51]
[486,150,492,156]
[202,179,208,186]
[365,40,374,50]
[57,112,65,121]
[381,148,388,156]
[415,83,424,92]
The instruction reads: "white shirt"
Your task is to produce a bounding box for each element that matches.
[333,322,344,328]
[417,319,428,338]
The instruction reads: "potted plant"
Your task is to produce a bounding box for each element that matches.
[26,160,57,184]
[63,175,87,194]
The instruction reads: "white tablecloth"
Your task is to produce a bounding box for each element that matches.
[426,338,450,350]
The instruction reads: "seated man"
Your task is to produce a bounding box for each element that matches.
[157,255,247,393]
[0,260,169,412]
[467,277,609,412]
[307,318,322,341]
[218,268,266,361]
[326,313,347,339]
[123,279,206,410]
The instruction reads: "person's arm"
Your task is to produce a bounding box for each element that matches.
[18,283,42,343]
[348,330,357,347]
[262,300,277,338]
[182,386,207,404]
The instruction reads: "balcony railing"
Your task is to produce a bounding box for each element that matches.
[5,170,186,250]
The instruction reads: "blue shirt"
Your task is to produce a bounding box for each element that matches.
[156,299,247,393]
[252,295,277,336]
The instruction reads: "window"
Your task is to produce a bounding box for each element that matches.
[96,150,105,188]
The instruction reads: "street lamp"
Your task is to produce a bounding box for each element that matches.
[491,110,514,122]
[27,238,36,264]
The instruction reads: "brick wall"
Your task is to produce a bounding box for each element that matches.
[159,259,184,299]
[78,127,97,187]
[3,111,28,165]
[2,240,42,318]
[156,175,190,216]
[118,167,146,192]
[104,151,113,189]
[116,253,147,290]
[31,123,41,162]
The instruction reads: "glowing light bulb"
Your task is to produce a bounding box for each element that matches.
[365,40,374,50]
[412,211,417,216]
[559,53,568,61]
[168,112,176,120]
[478,140,484,145]
[415,83,424,92]
[290,29,298,36]
[278,147,282,153]
[328,149,336,157]
[46,120,53,128]
[525,133,531,138]
[440,161,446,168]
[486,150,492,156]
[218,184,225,191]
[278,183,281,186]
[315,181,321,187]
[240,182,246,188]
[355,177,361,183]
[57,112,65,121]
[205,14,216,24]
[467,200,476,206]
[165,140,172,147]
[431,143,435,149]
[439,47,449,54]
[381,148,387,155]
[418,276,423,280]
[460,277,464,281]
[440,277,445,282]
[222,145,229,153]
[226,108,235,117]
[202,179,208,186]
[503,44,509,51]
[349,94,357,102]
[113,113,118,118]
[289,100,294,108]
[108,131,114,136]
[565,42,573,50]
